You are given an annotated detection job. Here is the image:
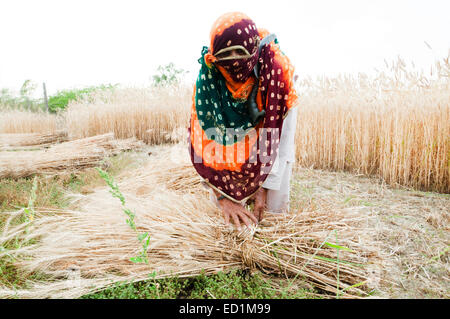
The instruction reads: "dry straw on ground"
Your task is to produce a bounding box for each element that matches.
[0,145,385,299]
[0,133,144,179]
[290,166,449,298]
[0,131,68,150]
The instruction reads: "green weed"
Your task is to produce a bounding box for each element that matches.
[96,167,151,264]
[82,269,316,299]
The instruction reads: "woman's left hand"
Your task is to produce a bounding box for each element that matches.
[253,188,267,222]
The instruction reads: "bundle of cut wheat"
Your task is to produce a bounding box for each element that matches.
[0,131,68,150]
[0,133,144,179]
[0,144,385,299]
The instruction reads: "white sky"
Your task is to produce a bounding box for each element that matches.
[0,0,449,96]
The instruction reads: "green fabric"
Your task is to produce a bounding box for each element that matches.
[195,47,254,146]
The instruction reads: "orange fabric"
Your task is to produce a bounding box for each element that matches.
[209,12,250,52]
[216,65,256,100]
[189,12,299,202]
[274,48,297,110]
[190,85,262,172]
[191,28,297,173]
[204,52,217,68]
[211,24,297,110]
[257,28,298,111]
[257,28,270,39]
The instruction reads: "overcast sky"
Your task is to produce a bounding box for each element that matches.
[0,0,449,95]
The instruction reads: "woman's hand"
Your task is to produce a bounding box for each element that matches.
[253,188,267,222]
[218,198,258,230]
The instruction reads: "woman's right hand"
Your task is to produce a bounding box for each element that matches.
[218,198,258,230]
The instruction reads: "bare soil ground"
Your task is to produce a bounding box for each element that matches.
[290,166,449,298]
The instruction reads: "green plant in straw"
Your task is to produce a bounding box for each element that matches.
[96,167,151,264]
[323,231,366,298]
[23,176,38,225]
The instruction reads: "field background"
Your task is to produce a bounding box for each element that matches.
[2,56,448,193]
[0,56,449,298]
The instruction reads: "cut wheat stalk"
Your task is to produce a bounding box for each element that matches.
[0,133,145,179]
[0,131,68,150]
[0,144,385,299]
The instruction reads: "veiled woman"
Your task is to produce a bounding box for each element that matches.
[189,12,298,230]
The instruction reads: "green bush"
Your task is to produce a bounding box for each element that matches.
[0,80,44,111]
[152,63,187,87]
[0,81,118,113]
[48,84,117,113]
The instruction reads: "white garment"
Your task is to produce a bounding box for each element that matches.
[262,106,298,213]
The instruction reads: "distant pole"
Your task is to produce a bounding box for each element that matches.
[43,82,49,112]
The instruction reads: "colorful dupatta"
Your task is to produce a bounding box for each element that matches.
[189,12,298,203]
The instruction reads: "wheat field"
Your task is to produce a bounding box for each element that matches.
[295,57,450,193]
[0,109,60,134]
[65,85,191,144]
[1,57,449,193]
